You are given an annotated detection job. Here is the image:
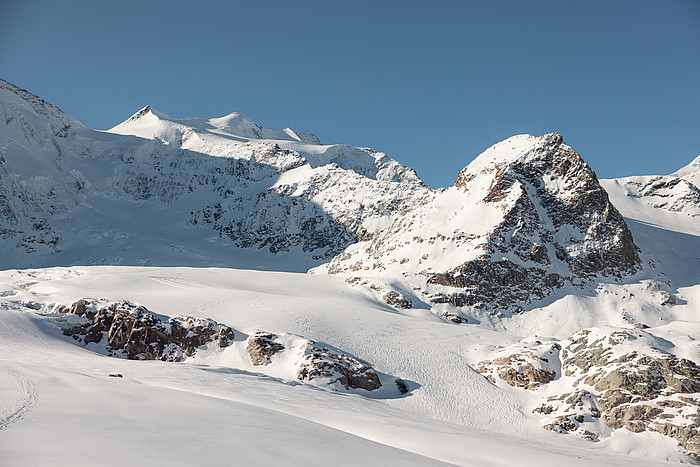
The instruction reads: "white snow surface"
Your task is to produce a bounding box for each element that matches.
[0,266,685,467]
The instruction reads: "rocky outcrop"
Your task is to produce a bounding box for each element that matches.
[382,291,412,309]
[55,298,235,361]
[427,259,562,311]
[48,299,396,394]
[538,327,700,460]
[246,331,286,365]
[245,331,382,391]
[477,327,700,459]
[298,344,382,391]
[477,339,561,390]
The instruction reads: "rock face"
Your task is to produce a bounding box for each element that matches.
[246,331,286,365]
[444,132,639,292]
[55,298,235,361]
[245,331,382,391]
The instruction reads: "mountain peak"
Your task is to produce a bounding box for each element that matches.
[675,154,700,187]
[455,132,565,189]
[130,105,153,118]
[0,78,78,137]
[122,105,168,123]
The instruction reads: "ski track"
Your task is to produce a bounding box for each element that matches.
[0,370,37,432]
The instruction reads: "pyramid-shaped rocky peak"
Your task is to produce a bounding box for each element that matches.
[324,133,640,312]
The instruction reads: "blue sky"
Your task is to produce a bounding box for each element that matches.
[2,1,698,186]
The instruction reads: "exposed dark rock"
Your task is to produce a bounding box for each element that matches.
[246,331,383,391]
[55,298,235,361]
[441,311,466,324]
[395,378,409,394]
[383,291,412,309]
[246,331,286,365]
[428,292,471,308]
[298,346,382,391]
[543,415,578,434]
[428,259,562,311]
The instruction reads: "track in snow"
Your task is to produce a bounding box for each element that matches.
[0,370,38,432]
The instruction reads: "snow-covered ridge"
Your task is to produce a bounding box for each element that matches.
[110,105,322,144]
[108,102,422,184]
[0,78,424,270]
[603,175,700,218]
[600,152,700,219]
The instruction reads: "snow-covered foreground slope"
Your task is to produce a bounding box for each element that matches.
[0,266,685,467]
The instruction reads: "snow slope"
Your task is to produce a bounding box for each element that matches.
[0,267,683,467]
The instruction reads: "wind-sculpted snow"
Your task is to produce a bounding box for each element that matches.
[3,265,700,464]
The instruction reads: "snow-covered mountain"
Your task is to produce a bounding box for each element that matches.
[0,78,425,269]
[317,133,641,318]
[2,78,700,465]
[676,155,700,187]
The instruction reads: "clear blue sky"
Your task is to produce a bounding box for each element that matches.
[2,1,699,186]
